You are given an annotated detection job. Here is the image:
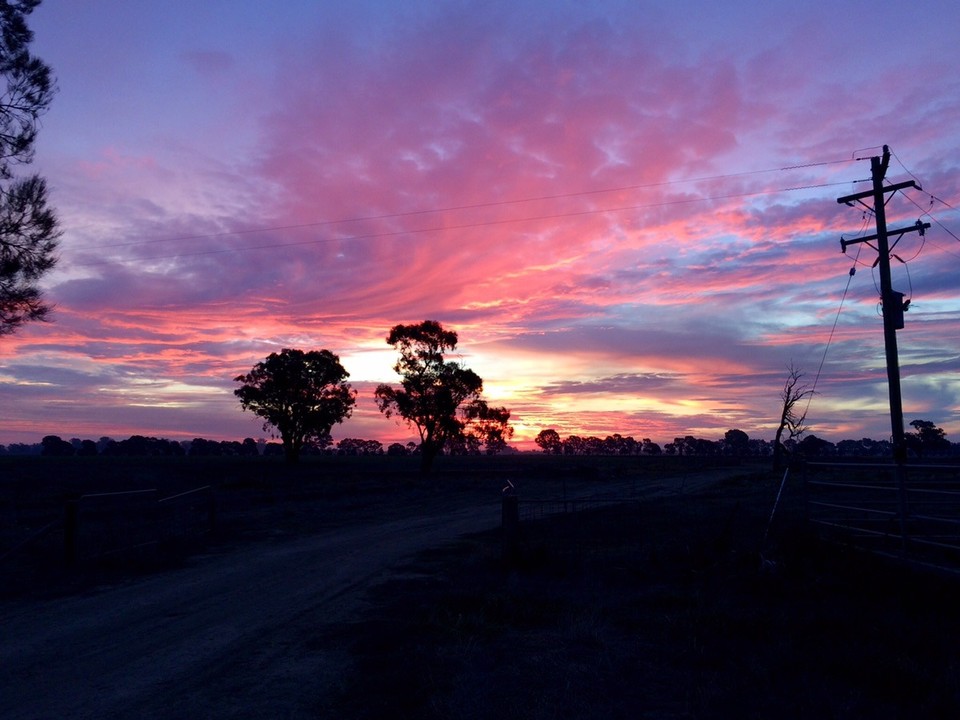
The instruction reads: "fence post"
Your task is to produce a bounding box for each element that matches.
[502,482,519,565]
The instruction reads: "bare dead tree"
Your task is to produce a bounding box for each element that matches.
[773,363,815,471]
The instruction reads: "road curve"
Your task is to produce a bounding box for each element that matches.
[2,497,505,719]
[1,471,733,718]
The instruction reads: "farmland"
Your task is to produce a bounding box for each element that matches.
[2,454,959,717]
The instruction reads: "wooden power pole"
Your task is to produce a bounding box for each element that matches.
[837,145,930,462]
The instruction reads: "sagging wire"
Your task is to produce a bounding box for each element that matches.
[905,189,960,246]
[803,243,863,419]
[930,193,958,212]
[890,145,960,245]
[890,146,924,188]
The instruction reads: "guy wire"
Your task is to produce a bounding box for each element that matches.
[804,244,863,417]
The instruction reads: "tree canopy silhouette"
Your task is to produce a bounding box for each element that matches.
[535,428,562,454]
[375,320,512,472]
[234,348,355,464]
[905,419,950,459]
[0,0,60,337]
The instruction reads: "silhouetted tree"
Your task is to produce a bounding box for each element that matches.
[773,363,814,470]
[535,428,563,454]
[187,438,255,456]
[235,348,356,464]
[337,438,384,456]
[723,429,750,456]
[0,1,60,337]
[386,442,409,456]
[602,433,635,455]
[301,437,334,456]
[76,439,97,456]
[374,321,512,473]
[797,434,836,458]
[641,438,662,455]
[464,401,512,455]
[40,434,73,456]
[263,442,284,457]
[905,419,950,459]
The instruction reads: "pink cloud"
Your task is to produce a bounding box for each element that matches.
[4,1,959,448]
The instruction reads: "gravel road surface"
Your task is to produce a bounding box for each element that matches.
[2,471,730,718]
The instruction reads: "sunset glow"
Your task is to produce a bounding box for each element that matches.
[1,1,958,449]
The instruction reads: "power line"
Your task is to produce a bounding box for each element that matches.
[903,190,960,245]
[890,146,924,187]
[930,194,958,211]
[888,144,960,243]
[70,158,858,254]
[72,179,856,268]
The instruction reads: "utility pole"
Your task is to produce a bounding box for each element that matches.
[837,145,930,463]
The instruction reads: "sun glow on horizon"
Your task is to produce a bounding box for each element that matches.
[0,1,956,448]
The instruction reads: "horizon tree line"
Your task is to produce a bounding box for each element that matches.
[9,418,955,462]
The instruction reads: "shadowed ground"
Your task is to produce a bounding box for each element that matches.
[2,456,724,718]
[326,472,960,719]
[4,458,956,718]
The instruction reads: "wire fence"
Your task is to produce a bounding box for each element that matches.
[803,461,960,572]
[64,486,216,566]
[501,492,646,566]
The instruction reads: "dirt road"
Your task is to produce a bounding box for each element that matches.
[1,471,733,718]
[2,495,511,718]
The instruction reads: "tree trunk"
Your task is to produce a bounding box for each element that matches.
[418,437,443,475]
[772,426,784,472]
[283,436,300,464]
[419,446,437,475]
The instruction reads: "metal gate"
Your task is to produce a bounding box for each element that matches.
[803,461,960,572]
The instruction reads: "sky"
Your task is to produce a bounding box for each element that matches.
[1,0,958,449]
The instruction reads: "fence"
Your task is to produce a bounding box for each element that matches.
[64,485,215,566]
[803,461,960,572]
[502,490,644,564]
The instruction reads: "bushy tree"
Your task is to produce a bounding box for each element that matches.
[234,348,356,464]
[797,434,836,458]
[337,438,384,456]
[641,438,662,455]
[0,1,60,336]
[535,428,562,454]
[40,434,73,456]
[905,419,950,459]
[723,429,750,456]
[386,442,408,456]
[76,438,97,456]
[375,320,512,472]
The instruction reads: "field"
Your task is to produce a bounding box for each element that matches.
[326,469,960,719]
[3,454,960,717]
